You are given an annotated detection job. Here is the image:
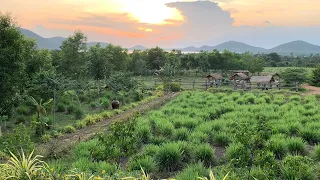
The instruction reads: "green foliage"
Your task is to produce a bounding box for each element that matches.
[62,125,76,134]
[0,124,35,155]
[74,108,84,120]
[281,68,309,84]
[107,72,138,92]
[286,137,307,155]
[281,155,316,180]
[154,142,183,171]
[311,65,320,87]
[175,163,208,180]
[128,155,157,173]
[194,144,214,166]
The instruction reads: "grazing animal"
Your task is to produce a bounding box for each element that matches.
[112,100,120,109]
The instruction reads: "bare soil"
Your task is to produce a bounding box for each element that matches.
[303,84,320,95]
[37,92,180,157]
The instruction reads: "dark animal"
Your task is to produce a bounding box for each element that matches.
[112,100,120,109]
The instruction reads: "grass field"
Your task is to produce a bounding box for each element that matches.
[47,91,320,179]
[264,67,315,76]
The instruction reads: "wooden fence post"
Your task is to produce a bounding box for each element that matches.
[296,82,299,92]
[278,81,281,90]
[193,80,195,90]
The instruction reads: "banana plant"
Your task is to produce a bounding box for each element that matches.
[29,96,53,136]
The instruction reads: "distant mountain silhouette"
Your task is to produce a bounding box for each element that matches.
[20,28,320,55]
[129,45,147,50]
[270,40,320,54]
[214,41,266,53]
[20,28,108,50]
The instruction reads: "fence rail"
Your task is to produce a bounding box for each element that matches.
[148,80,301,92]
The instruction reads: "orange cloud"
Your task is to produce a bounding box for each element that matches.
[138,27,153,32]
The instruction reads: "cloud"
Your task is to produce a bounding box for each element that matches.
[20,0,320,48]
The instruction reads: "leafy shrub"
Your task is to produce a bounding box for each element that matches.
[56,103,66,112]
[175,163,208,180]
[128,155,157,173]
[62,125,76,134]
[74,108,84,120]
[75,121,86,129]
[0,124,35,155]
[90,102,99,109]
[67,104,77,114]
[154,142,183,171]
[14,115,29,124]
[170,82,181,92]
[154,120,174,137]
[41,134,51,143]
[286,137,307,155]
[150,135,168,145]
[16,105,31,115]
[281,155,315,180]
[194,144,214,166]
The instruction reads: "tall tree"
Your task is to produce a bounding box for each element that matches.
[242,53,265,74]
[88,43,112,80]
[146,47,166,69]
[0,13,36,130]
[104,44,128,71]
[59,31,87,79]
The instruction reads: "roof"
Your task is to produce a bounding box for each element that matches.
[229,70,250,73]
[205,73,223,79]
[229,73,249,80]
[250,76,275,83]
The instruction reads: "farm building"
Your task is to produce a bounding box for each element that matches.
[250,76,275,84]
[229,73,250,81]
[205,73,223,81]
[205,73,223,87]
[232,70,250,76]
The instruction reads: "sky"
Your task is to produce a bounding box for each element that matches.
[2,0,320,48]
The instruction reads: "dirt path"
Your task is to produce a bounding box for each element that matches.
[37,92,180,157]
[302,84,320,95]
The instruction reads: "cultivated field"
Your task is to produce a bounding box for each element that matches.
[47,91,320,179]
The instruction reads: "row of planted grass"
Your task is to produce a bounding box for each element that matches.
[43,90,320,179]
[3,90,320,179]
[39,93,162,143]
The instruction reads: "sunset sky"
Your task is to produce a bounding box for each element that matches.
[2,0,320,48]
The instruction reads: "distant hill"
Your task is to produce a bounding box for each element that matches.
[270,40,320,55]
[213,41,266,53]
[19,28,320,55]
[19,28,61,50]
[129,45,147,50]
[20,28,108,50]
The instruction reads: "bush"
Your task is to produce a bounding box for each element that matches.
[226,142,250,167]
[175,163,208,180]
[41,134,51,143]
[173,128,190,141]
[267,134,288,159]
[194,144,214,166]
[74,108,84,120]
[170,82,181,92]
[281,155,315,180]
[14,115,29,124]
[128,155,157,173]
[16,105,31,115]
[62,125,76,134]
[313,145,320,161]
[300,128,320,145]
[56,103,66,112]
[94,162,117,175]
[136,124,152,143]
[75,121,86,129]
[286,137,307,155]
[212,132,232,146]
[142,144,160,156]
[90,102,99,109]
[154,142,183,171]
[67,104,77,114]
[189,131,209,144]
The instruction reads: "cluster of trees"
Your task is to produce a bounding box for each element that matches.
[259,53,320,67]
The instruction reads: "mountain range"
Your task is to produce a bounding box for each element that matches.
[20,28,320,55]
